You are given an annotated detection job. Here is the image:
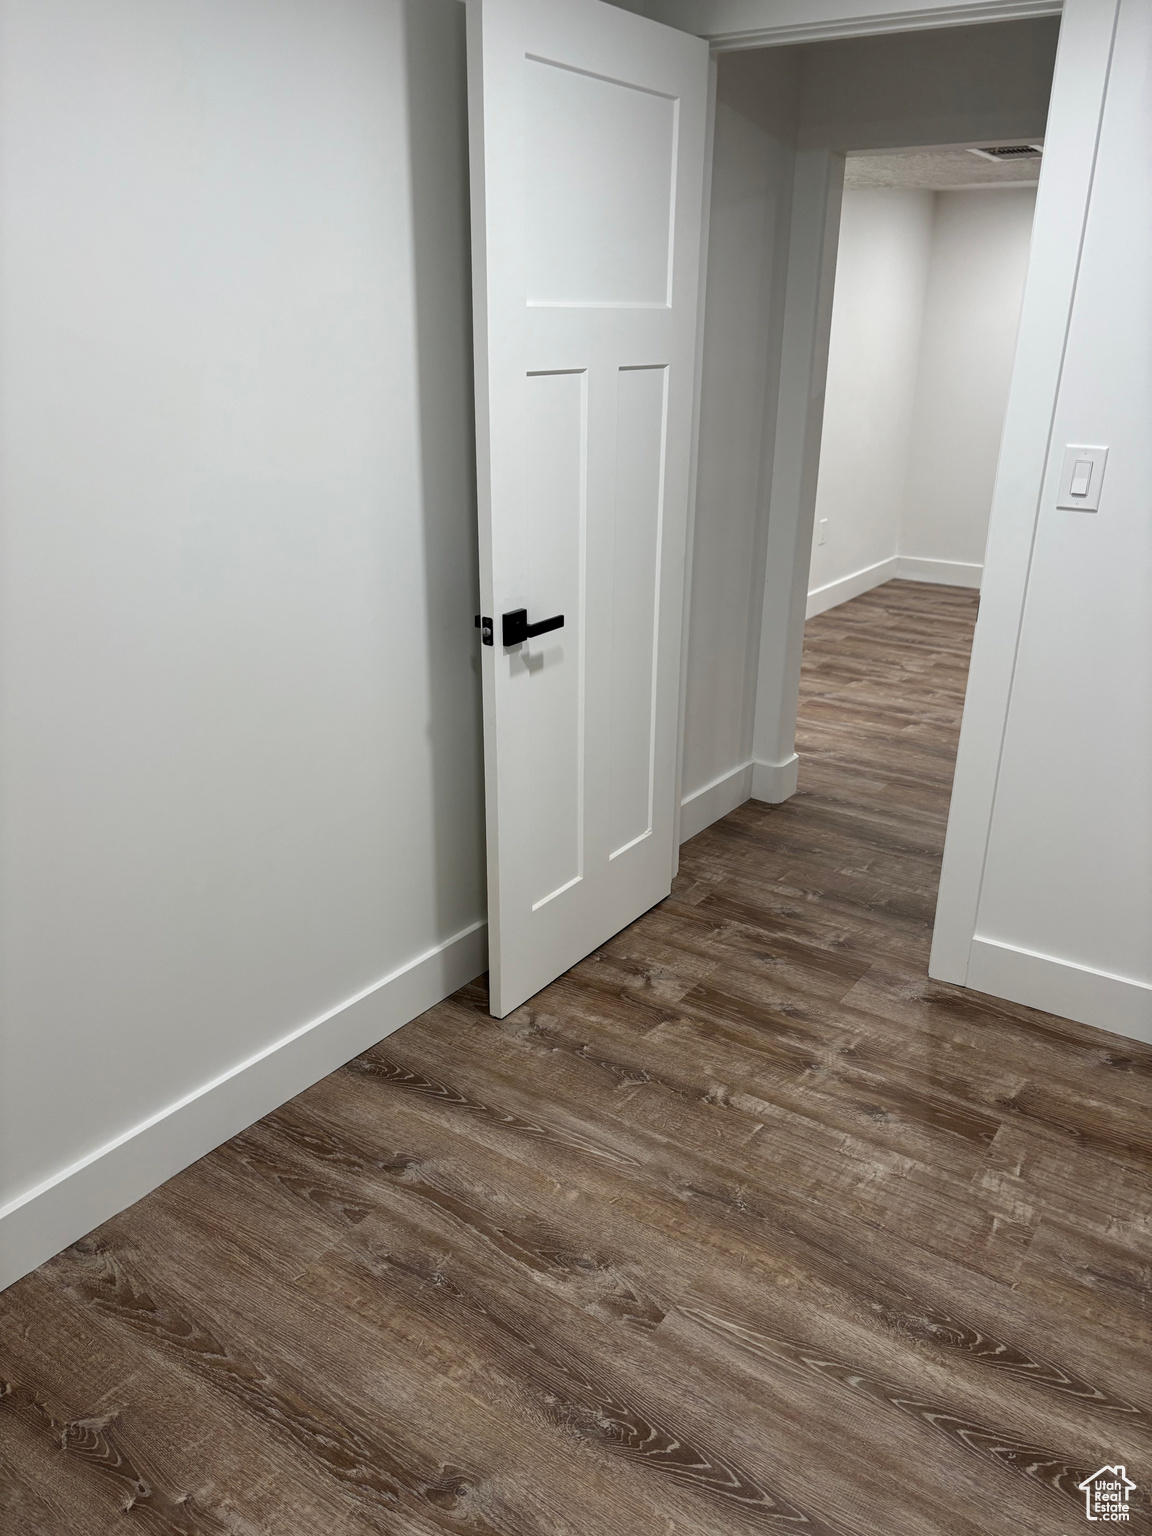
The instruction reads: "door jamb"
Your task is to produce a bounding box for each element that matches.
[749,146,843,805]
[672,51,719,870]
[692,0,1060,53]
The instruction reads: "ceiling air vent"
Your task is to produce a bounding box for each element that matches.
[968,144,1043,162]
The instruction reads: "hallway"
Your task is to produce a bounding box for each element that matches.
[2,582,1149,1535]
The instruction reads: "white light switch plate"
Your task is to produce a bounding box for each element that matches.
[1056,444,1108,512]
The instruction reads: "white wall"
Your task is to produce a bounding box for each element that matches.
[903,188,1037,572]
[951,0,1152,1042]
[807,188,934,611]
[679,48,802,835]
[795,20,1060,152]
[0,0,486,1288]
[808,185,1036,613]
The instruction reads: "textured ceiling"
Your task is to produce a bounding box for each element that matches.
[844,146,1042,191]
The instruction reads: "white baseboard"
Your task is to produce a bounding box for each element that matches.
[751,754,799,804]
[896,556,983,588]
[678,753,802,839]
[680,761,754,842]
[806,556,898,618]
[0,921,487,1292]
[966,936,1152,1047]
[806,555,982,619]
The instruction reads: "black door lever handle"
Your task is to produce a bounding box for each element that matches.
[502,608,565,647]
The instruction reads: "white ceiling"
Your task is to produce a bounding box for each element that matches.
[844,146,1042,191]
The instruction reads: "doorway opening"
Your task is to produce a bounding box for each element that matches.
[808,146,1041,618]
[681,14,1058,979]
[786,145,1042,932]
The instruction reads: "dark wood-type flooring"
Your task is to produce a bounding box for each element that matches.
[3,579,1151,1536]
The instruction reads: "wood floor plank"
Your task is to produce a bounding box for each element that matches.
[4,578,1150,1536]
[39,1227,521,1536]
[297,1212,857,1536]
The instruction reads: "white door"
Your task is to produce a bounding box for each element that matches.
[468,0,708,1017]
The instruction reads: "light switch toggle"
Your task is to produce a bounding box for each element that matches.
[1057,444,1108,512]
[1069,459,1093,497]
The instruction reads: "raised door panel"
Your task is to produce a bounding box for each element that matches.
[524,58,677,307]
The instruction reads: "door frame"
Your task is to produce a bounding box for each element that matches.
[671,0,1117,989]
[928,0,1117,984]
[661,0,1061,53]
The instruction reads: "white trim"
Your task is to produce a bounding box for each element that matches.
[968,937,1152,1046]
[751,149,845,785]
[805,555,982,620]
[678,751,805,838]
[895,556,982,588]
[619,0,1062,51]
[928,180,1042,192]
[806,555,899,618]
[752,754,799,803]
[673,53,719,872]
[706,4,1061,50]
[679,761,753,841]
[0,922,487,1292]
